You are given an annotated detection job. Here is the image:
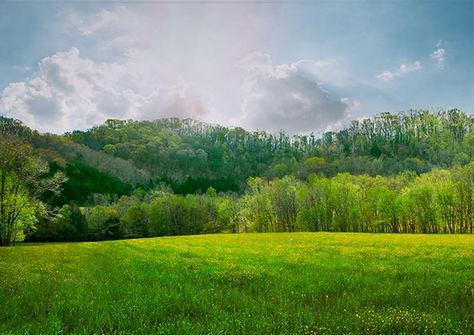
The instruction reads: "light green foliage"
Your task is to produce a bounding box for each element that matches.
[237,164,474,234]
[241,177,275,232]
[50,161,474,242]
[303,156,326,176]
[268,176,299,232]
[0,121,66,245]
[121,203,148,238]
[216,196,242,233]
[1,233,473,334]
[0,182,38,242]
[83,205,120,240]
[8,110,474,242]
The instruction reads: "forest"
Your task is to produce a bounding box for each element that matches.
[2,109,474,245]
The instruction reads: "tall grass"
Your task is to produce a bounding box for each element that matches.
[1,233,473,334]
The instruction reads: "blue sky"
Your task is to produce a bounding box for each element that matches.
[1,1,473,133]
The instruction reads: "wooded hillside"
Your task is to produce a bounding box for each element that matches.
[2,109,474,244]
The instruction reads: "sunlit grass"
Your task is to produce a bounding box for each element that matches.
[1,233,474,334]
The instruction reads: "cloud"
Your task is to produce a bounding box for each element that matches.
[376,61,422,82]
[1,6,394,134]
[0,48,210,133]
[238,53,349,133]
[67,9,119,36]
[139,86,210,120]
[431,41,446,69]
[237,52,273,74]
[59,5,269,127]
[377,42,446,82]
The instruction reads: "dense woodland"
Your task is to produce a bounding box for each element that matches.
[2,109,474,245]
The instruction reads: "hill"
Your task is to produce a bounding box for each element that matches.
[3,109,474,243]
[4,109,474,201]
[68,109,474,192]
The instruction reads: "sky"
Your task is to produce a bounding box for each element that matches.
[1,1,474,134]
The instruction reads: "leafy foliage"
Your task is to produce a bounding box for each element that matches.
[0,119,65,245]
[4,109,474,242]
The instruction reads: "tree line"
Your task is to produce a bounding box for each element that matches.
[67,109,474,193]
[3,109,474,245]
[30,162,474,242]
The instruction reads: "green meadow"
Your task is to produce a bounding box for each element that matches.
[1,233,474,334]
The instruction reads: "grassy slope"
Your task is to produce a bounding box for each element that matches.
[1,233,474,334]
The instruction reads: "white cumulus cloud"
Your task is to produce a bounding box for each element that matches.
[67,9,120,36]
[376,61,422,82]
[431,41,446,69]
[238,53,349,133]
[0,48,210,133]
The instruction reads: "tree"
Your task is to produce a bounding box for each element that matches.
[269,176,299,232]
[84,205,121,240]
[241,177,275,232]
[302,156,326,176]
[216,195,243,233]
[0,120,66,246]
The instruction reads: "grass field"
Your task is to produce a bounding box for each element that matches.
[1,233,474,334]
